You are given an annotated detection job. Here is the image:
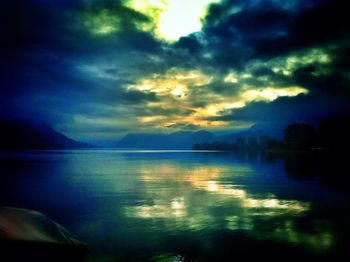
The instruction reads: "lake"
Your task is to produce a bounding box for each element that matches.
[0,150,349,261]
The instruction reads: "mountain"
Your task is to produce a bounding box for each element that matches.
[218,122,286,143]
[0,119,94,149]
[116,130,216,149]
[189,130,216,144]
[115,123,284,149]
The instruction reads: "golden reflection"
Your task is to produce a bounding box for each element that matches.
[125,163,310,218]
[243,198,310,212]
[272,220,334,252]
[122,163,334,251]
[207,181,218,192]
[125,197,186,219]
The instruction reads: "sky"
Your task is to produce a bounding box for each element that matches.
[1,0,350,144]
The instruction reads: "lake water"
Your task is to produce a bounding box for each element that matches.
[0,150,349,261]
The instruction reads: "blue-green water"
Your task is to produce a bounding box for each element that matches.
[0,150,349,261]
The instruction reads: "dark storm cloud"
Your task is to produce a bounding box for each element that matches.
[0,0,164,69]
[0,0,165,122]
[166,123,201,131]
[191,0,350,127]
[209,93,350,125]
[195,0,350,103]
[101,89,160,104]
[0,0,162,56]
[202,0,350,59]
[1,0,350,142]
[140,106,194,117]
[174,35,202,54]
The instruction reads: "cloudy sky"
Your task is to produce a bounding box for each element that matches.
[1,0,349,144]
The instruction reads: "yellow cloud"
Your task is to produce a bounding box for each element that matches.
[188,86,308,118]
[128,67,308,129]
[84,9,121,35]
[224,72,239,83]
[242,86,309,102]
[270,48,332,76]
[127,68,213,97]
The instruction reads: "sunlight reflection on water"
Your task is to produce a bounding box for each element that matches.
[1,150,345,260]
[119,161,331,253]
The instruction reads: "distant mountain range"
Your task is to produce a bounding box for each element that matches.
[0,120,94,149]
[0,119,286,150]
[219,122,286,142]
[116,122,285,149]
[116,130,216,149]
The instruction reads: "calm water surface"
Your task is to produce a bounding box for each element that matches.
[0,150,349,261]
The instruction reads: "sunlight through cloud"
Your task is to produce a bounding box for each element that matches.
[125,0,219,41]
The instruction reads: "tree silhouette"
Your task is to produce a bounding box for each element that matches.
[284,123,318,151]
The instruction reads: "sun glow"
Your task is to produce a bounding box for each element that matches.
[125,0,219,41]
